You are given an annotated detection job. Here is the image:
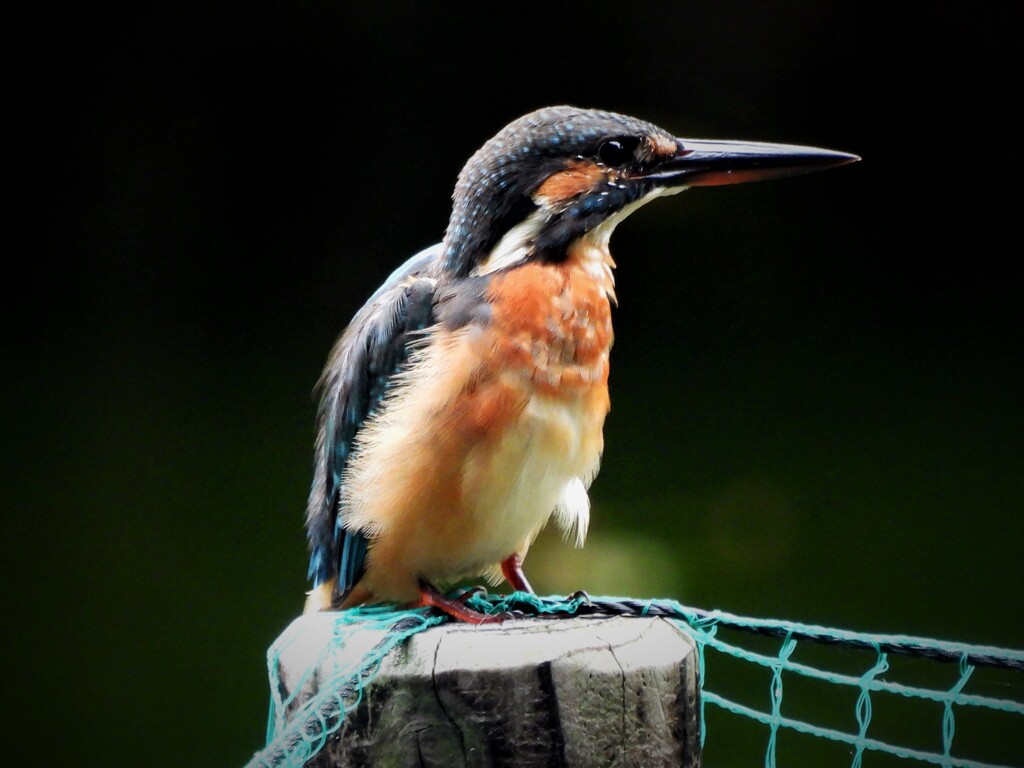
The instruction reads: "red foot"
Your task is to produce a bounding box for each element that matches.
[500,553,535,594]
[417,580,507,624]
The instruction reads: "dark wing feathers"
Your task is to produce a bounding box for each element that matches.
[305,244,442,597]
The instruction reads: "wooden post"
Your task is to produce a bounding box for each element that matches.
[272,613,701,767]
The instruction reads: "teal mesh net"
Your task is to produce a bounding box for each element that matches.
[245,595,1024,768]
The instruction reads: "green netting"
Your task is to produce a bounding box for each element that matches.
[245,595,1024,768]
[250,606,446,767]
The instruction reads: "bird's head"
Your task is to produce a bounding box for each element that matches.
[441,106,857,276]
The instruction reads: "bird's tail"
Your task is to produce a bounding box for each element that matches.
[303,578,337,614]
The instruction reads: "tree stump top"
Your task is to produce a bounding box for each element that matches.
[274,613,701,767]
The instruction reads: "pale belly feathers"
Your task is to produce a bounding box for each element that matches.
[340,248,614,603]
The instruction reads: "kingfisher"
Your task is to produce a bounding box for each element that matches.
[303,106,857,622]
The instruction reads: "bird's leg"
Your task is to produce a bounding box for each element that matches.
[417,579,507,624]
[500,553,535,594]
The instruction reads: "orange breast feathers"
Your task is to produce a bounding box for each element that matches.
[338,244,616,604]
[484,244,615,397]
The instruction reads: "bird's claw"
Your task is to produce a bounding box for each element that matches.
[567,589,592,606]
[453,586,488,605]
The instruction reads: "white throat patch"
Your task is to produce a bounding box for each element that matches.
[471,185,684,276]
[471,208,549,277]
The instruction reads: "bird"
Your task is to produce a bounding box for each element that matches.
[303,106,857,622]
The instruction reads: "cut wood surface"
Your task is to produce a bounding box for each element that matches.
[274,613,701,767]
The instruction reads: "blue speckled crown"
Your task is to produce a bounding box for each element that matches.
[442,107,673,275]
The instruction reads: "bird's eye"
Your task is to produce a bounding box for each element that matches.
[598,137,639,166]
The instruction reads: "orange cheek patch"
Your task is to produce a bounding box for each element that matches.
[649,135,679,158]
[535,161,607,205]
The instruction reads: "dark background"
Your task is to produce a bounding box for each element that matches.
[10,3,1022,766]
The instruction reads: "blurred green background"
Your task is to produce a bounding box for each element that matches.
[10,3,1023,766]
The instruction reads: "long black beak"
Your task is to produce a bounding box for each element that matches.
[644,138,859,187]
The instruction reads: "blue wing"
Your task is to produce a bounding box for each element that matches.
[305,243,442,600]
